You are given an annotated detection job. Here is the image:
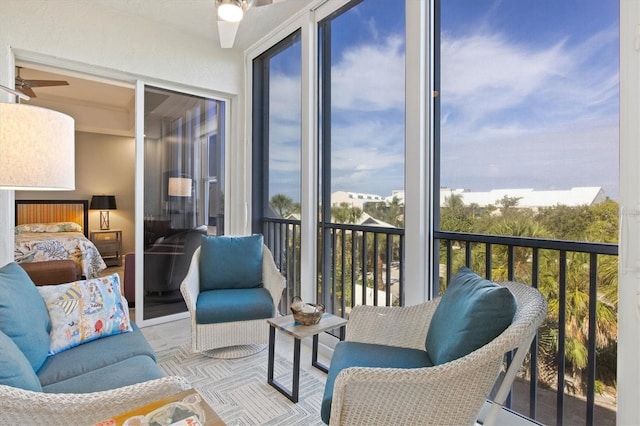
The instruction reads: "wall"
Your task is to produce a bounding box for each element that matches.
[0,0,245,265]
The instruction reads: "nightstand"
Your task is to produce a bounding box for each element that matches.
[90,229,123,267]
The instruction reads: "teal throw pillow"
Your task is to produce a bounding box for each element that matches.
[200,234,264,291]
[425,267,517,365]
[0,330,42,391]
[0,262,51,372]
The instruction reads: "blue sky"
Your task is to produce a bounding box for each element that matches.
[268,0,620,202]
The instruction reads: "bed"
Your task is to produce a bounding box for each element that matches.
[14,200,107,279]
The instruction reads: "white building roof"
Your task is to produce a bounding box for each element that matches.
[440,187,606,209]
[331,191,387,209]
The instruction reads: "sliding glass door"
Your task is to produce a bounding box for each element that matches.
[142,85,225,321]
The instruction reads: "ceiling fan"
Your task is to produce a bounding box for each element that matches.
[216,0,286,48]
[15,67,69,98]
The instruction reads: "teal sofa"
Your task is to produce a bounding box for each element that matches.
[0,262,190,425]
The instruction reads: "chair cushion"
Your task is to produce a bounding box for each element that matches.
[0,262,51,372]
[195,288,274,324]
[0,330,42,392]
[200,234,264,291]
[425,267,517,365]
[321,341,433,424]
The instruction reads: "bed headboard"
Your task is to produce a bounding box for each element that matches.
[15,200,89,237]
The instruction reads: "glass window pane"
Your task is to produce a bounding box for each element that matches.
[321,0,406,226]
[438,1,619,244]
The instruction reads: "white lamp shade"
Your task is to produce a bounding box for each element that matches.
[0,103,75,190]
[168,177,192,197]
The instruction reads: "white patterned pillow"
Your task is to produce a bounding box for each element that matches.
[37,273,132,355]
[15,221,83,234]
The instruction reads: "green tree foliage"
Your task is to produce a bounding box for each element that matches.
[363,196,405,227]
[331,202,363,224]
[269,194,300,218]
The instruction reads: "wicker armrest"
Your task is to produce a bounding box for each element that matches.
[180,248,201,313]
[330,350,503,426]
[0,376,192,425]
[262,245,286,308]
[345,300,440,350]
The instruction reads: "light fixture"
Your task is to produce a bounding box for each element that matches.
[217,0,244,22]
[168,177,192,197]
[0,84,75,190]
[90,195,117,230]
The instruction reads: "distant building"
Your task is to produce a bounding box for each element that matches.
[331,191,387,209]
[439,187,607,210]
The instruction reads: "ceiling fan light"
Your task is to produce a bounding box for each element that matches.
[218,0,244,22]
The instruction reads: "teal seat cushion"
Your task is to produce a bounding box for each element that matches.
[321,341,433,424]
[41,355,163,393]
[37,323,155,386]
[0,262,51,372]
[200,234,264,291]
[0,330,42,392]
[425,267,517,366]
[195,288,274,324]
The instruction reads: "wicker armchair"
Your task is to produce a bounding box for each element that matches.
[180,244,285,358]
[326,281,547,426]
[0,376,191,425]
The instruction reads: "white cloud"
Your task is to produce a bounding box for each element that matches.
[332,35,405,112]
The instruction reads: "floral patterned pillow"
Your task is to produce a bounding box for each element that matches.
[15,222,83,234]
[37,273,132,355]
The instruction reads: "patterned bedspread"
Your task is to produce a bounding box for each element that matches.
[14,232,107,278]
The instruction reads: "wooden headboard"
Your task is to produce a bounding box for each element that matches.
[15,200,89,237]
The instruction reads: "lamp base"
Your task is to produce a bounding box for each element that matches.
[100,211,110,230]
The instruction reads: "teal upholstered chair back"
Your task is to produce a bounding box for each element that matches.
[199,234,264,291]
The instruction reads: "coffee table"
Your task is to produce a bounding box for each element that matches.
[95,388,225,425]
[267,313,347,403]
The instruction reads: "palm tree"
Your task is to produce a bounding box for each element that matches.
[270,194,295,218]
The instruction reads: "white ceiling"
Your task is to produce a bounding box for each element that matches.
[15,0,310,136]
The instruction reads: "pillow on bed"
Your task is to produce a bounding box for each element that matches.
[37,273,132,355]
[15,222,83,234]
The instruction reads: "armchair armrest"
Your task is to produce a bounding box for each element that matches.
[345,300,440,350]
[0,376,192,425]
[330,349,503,426]
[180,247,201,314]
[262,245,286,310]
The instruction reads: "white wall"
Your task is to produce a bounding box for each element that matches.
[0,0,245,265]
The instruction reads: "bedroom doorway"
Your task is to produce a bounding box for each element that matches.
[13,63,136,295]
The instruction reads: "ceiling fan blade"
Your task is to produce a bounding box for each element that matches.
[27,80,69,88]
[218,19,240,48]
[18,86,37,98]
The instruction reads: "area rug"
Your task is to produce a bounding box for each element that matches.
[156,344,326,426]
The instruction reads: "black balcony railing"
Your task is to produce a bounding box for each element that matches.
[318,222,405,317]
[262,218,618,426]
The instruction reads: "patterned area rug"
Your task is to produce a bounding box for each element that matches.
[157,344,326,425]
